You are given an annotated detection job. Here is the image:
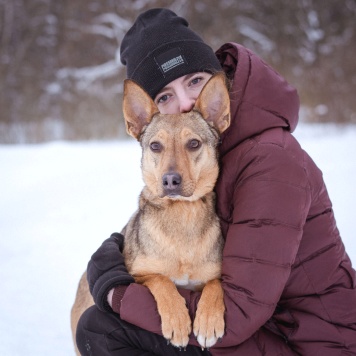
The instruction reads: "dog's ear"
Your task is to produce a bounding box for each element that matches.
[123,79,158,140]
[194,72,231,134]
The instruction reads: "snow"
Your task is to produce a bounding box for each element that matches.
[0,124,355,355]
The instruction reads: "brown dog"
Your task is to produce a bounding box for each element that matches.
[71,72,230,352]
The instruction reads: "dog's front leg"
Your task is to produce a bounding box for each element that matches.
[135,274,192,348]
[193,278,225,349]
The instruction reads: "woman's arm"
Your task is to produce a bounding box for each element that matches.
[87,232,135,312]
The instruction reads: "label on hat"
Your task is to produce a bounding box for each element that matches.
[155,48,186,75]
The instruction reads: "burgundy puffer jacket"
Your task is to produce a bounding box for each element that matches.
[112,43,356,354]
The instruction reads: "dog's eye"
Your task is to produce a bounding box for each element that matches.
[150,142,162,152]
[187,139,201,150]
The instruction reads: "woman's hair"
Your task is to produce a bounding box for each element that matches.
[209,68,233,92]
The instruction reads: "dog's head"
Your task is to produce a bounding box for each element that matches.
[123,73,230,201]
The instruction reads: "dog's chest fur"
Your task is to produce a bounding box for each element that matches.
[123,188,223,290]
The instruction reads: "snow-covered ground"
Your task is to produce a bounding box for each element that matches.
[0,124,355,356]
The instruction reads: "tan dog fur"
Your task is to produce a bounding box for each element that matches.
[71,73,230,353]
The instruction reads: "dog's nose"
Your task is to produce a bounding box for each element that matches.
[162,172,181,192]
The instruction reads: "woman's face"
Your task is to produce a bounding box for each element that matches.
[154,72,212,114]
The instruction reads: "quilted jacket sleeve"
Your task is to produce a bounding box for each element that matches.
[211,138,311,347]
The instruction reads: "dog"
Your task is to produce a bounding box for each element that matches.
[71,72,231,353]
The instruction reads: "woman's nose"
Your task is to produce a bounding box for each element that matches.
[178,92,195,113]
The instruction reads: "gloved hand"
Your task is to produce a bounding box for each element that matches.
[87,232,135,312]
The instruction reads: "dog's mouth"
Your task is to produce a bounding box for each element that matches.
[161,192,190,199]
[160,188,200,201]
[160,188,192,199]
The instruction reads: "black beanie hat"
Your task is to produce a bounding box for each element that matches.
[120,8,222,99]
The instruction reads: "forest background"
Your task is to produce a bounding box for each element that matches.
[1,0,355,143]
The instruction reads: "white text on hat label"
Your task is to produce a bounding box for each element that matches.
[161,55,185,73]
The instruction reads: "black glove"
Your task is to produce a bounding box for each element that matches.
[87,232,135,312]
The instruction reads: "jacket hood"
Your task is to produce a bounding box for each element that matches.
[216,43,300,156]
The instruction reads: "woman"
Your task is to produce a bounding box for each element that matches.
[76,8,356,355]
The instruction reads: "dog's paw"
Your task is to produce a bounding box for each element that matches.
[193,303,225,349]
[193,282,225,349]
[160,295,192,348]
